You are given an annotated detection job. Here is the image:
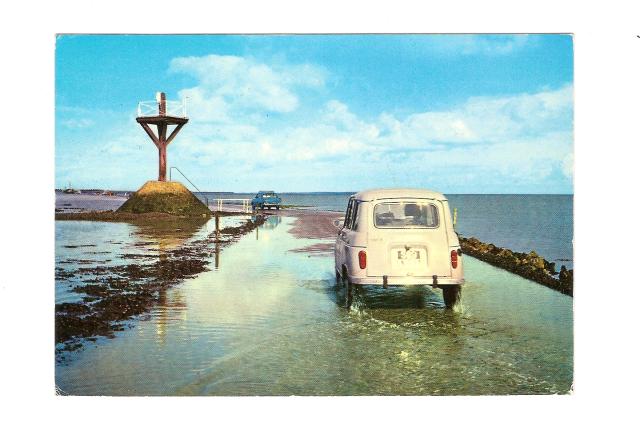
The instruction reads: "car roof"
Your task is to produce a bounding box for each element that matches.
[258,190,275,193]
[354,188,447,201]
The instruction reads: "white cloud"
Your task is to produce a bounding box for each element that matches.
[165,77,573,191]
[170,54,326,120]
[168,53,572,180]
[394,84,574,147]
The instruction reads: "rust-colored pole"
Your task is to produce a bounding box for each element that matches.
[157,121,168,181]
[158,92,166,116]
[158,145,167,181]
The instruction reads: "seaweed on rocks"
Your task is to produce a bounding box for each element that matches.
[218,215,266,237]
[55,268,76,280]
[459,236,573,296]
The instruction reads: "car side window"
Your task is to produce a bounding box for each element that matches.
[344,198,354,229]
[351,201,360,231]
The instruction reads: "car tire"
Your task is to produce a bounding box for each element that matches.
[341,267,354,308]
[340,267,349,288]
[442,285,461,308]
[345,280,354,308]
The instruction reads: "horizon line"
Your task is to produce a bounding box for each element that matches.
[55,188,574,196]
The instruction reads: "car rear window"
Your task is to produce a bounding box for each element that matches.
[373,202,439,228]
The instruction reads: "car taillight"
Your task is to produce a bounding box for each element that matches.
[358,251,367,269]
[451,250,458,269]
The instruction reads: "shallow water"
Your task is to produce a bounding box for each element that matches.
[55,215,572,395]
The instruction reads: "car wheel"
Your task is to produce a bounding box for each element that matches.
[345,280,354,308]
[341,267,354,308]
[442,285,461,308]
[340,267,349,288]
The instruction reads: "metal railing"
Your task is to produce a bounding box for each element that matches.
[215,199,251,213]
[137,99,187,118]
[169,166,208,209]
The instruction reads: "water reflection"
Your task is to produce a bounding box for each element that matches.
[154,288,187,346]
[252,214,282,241]
[261,215,282,230]
[214,241,220,269]
[130,216,209,250]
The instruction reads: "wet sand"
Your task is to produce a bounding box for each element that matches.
[285,209,343,240]
[282,209,342,255]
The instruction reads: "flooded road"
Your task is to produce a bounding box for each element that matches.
[56,214,572,395]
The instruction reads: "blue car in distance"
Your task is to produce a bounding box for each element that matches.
[251,190,282,211]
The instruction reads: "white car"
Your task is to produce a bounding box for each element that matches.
[334,188,464,308]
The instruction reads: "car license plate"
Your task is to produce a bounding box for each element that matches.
[396,248,422,265]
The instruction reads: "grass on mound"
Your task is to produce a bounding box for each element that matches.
[117,181,211,217]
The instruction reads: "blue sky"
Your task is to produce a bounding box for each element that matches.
[56,34,573,193]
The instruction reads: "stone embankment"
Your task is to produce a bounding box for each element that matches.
[460,237,573,296]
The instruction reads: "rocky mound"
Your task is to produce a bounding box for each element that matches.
[117,181,211,217]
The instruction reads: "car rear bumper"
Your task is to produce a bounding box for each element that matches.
[348,275,464,286]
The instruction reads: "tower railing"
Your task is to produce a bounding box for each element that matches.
[137,100,187,118]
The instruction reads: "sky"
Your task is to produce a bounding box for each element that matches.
[55,34,573,193]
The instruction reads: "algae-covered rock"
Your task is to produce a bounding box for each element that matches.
[459,235,573,296]
[559,266,573,286]
[117,181,211,217]
[526,251,546,270]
